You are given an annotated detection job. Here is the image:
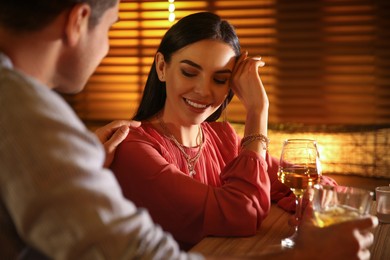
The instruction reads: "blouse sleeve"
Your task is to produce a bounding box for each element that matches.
[264,153,338,213]
[111,130,271,248]
[233,128,296,213]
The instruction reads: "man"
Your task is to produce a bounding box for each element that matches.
[0,1,377,259]
[0,0,199,259]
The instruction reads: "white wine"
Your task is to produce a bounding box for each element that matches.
[278,166,320,196]
[314,205,361,227]
[277,139,321,249]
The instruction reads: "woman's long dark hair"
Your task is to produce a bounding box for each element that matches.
[133,12,241,122]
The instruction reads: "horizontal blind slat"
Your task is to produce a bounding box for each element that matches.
[64,0,390,126]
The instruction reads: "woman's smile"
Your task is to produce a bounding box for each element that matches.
[158,39,236,123]
[184,98,210,110]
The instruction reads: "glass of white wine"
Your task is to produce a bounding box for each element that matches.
[277,139,322,248]
[312,184,374,227]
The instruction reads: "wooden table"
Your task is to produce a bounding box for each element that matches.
[190,203,390,260]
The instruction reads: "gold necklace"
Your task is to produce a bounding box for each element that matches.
[158,114,203,177]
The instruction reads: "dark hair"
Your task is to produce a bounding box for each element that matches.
[0,0,117,32]
[133,12,240,122]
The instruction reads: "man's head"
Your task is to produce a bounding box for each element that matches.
[0,0,120,93]
[0,0,118,32]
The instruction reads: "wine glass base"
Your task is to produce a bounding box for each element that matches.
[281,237,295,248]
[281,230,298,249]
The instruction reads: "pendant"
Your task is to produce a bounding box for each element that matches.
[188,163,196,177]
[189,169,196,177]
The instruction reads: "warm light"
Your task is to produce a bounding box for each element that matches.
[168,0,175,22]
[169,13,176,22]
[168,3,175,12]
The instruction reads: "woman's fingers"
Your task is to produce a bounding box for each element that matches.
[232,51,248,75]
[230,51,269,111]
[232,51,264,85]
[236,54,264,74]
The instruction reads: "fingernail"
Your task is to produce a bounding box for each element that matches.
[120,125,130,133]
[371,216,379,227]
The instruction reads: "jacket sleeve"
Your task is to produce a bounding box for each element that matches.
[0,75,201,260]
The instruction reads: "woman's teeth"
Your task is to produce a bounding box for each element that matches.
[185,99,207,109]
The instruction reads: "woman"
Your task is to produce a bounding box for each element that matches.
[111,12,334,250]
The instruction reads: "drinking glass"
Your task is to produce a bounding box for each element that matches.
[277,139,322,248]
[312,184,374,227]
[376,186,390,223]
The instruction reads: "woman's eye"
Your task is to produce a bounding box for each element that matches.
[214,78,228,84]
[181,69,196,77]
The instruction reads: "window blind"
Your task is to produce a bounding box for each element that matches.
[64,0,390,128]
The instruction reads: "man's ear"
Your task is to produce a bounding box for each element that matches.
[155,52,166,82]
[64,4,91,46]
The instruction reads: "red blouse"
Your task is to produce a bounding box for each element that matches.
[111,122,293,249]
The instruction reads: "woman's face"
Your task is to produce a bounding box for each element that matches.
[157,39,236,126]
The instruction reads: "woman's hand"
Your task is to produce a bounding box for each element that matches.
[230,51,269,113]
[95,120,141,168]
[231,51,269,157]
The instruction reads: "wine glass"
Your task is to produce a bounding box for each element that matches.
[277,139,322,248]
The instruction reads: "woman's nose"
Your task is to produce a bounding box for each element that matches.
[193,79,212,97]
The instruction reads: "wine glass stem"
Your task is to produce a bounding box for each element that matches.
[280,193,304,249]
[295,193,304,226]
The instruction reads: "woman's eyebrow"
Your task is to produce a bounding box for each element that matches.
[215,69,232,74]
[180,60,232,74]
[180,60,202,69]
